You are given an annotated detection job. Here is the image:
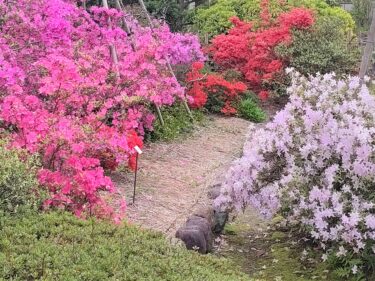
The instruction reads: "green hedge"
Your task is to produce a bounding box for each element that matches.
[0,211,251,281]
[193,0,355,38]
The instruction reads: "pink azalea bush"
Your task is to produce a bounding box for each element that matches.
[0,0,203,220]
[216,70,375,267]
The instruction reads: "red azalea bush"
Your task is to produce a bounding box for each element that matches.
[0,0,203,221]
[186,62,247,115]
[208,0,314,99]
[186,62,208,108]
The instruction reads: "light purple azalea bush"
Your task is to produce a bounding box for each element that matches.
[216,70,375,276]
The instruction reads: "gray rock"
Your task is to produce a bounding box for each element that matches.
[193,207,214,226]
[176,226,207,254]
[186,215,213,252]
[212,208,229,234]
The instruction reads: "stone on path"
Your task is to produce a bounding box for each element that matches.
[176,226,208,254]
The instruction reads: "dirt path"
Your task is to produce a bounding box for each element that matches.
[112,116,251,237]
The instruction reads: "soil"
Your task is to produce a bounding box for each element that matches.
[111,115,252,237]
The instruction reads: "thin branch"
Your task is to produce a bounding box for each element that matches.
[187,73,207,84]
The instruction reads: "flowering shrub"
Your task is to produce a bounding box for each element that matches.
[0,0,203,220]
[209,1,314,99]
[216,70,375,276]
[186,62,247,115]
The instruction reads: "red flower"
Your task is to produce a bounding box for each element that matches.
[259,90,269,101]
[186,62,247,116]
[209,1,315,100]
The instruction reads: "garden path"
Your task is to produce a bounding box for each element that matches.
[112,116,251,237]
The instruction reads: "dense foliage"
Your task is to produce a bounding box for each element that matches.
[276,16,360,76]
[144,0,188,31]
[0,140,40,213]
[0,211,251,281]
[0,0,203,220]
[216,71,375,278]
[194,0,354,38]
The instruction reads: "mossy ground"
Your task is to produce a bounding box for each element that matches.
[216,210,343,281]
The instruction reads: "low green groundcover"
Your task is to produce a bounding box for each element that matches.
[0,212,251,281]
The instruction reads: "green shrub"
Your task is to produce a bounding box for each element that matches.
[193,0,354,38]
[193,0,286,38]
[146,103,205,141]
[0,211,251,281]
[276,16,360,76]
[238,96,267,123]
[0,140,40,214]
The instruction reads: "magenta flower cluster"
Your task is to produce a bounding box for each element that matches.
[216,70,375,258]
[0,0,203,220]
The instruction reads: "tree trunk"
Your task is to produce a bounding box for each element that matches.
[359,1,375,79]
[102,0,120,80]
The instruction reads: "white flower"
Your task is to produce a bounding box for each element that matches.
[322,254,328,262]
[352,265,358,275]
[285,67,294,74]
[336,246,347,257]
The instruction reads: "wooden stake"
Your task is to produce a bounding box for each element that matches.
[132,153,139,204]
[359,3,375,79]
[114,0,165,126]
[137,0,194,122]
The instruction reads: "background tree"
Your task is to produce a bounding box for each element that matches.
[351,0,373,31]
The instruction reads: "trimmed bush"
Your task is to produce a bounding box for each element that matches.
[0,211,251,281]
[238,97,267,123]
[0,140,40,213]
[276,17,360,76]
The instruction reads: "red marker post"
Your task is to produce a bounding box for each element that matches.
[133,145,142,204]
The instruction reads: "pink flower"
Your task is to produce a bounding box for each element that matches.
[0,0,203,222]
